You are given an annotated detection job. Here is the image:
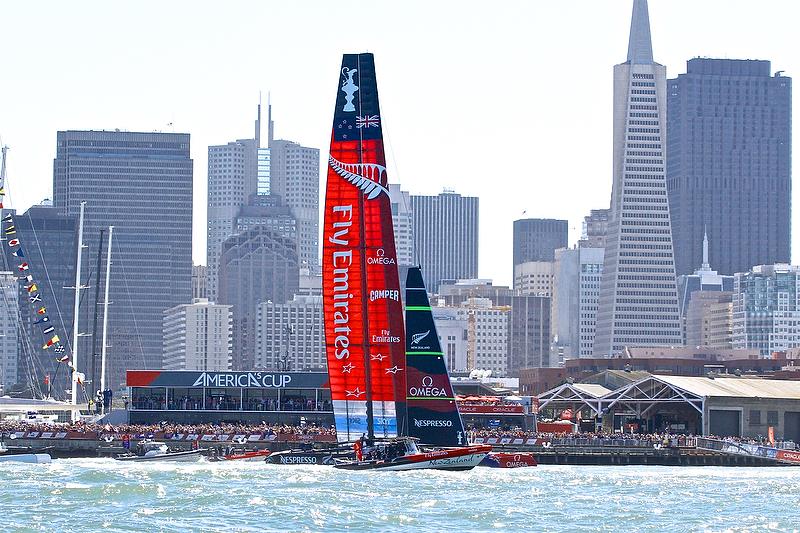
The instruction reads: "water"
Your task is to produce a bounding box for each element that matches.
[1,459,798,532]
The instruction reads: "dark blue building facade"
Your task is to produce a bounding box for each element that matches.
[53,131,193,391]
[667,58,792,276]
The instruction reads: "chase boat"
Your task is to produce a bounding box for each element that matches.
[114,440,203,462]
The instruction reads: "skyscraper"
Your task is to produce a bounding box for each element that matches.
[269,139,320,270]
[206,138,258,302]
[162,298,232,371]
[411,191,478,293]
[218,226,299,370]
[388,184,414,267]
[512,218,568,274]
[667,58,792,276]
[53,130,193,390]
[0,272,19,394]
[594,0,682,356]
[256,295,324,371]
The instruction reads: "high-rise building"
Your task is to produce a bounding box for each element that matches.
[389,184,414,266]
[192,265,207,300]
[53,130,193,390]
[0,272,19,394]
[435,279,513,307]
[457,298,509,375]
[685,292,733,349]
[513,261,554,296]
[411,191,478,293]
[507,294,551,373]
[579,209,610,249]
[733,264,800,356]
[11,205,77,397]
[269,139,320,270]
[594,0,682,356]
[512,218,567,281]
[162,299,232,371]
[551,247,604,360]
[206,138,258,301]
[218,227,299,370]
[676,230,734,320]
[256,295,324,371]
[667,58,792,276]
[432,308,468,373]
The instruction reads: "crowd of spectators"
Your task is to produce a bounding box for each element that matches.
[0,420,336,438]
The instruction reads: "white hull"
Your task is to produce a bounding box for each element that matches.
[0,453,52,464]
[378,451,488,471]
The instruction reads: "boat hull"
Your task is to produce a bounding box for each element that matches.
[0,453,52,464]
[209,450,271,462]
[334,445,491,471]
[114,449,203,462]
[266,448,353,466]
[480,452,538,468]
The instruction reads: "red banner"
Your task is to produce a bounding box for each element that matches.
[458,404,524,414]
[776,449,800,464]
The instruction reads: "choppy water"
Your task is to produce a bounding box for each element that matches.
[1,459,798,532]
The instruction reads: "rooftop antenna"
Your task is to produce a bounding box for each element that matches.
[267,91,274,148]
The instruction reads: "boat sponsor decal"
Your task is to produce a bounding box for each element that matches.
[385,366,403,374]
[411,330,430,346]
[329,156,389,200]
[341,362,355,374]
[457,404,524,414]
[371,353,387,361]
[413,418,453,428]
[407,375,450,398]
[372,329,401,343]
[346,387,365,398]
[191,372,292,389]
[281,455,319,464]
[369,289,399,302]
[356,114,380,128]
[776,450,800,464]
[367,248,395,265]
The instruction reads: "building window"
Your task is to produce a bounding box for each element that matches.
[749,410,761,425]
[767,411,779,426]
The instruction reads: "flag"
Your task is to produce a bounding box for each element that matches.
[57,354,69,363]
[37,306,47,315]
[0,187,5,195]
[43,335,60,349]
[44,374,50,386]
[8,239,19,247]
[29,293,42,303]
[4,226,15,235]
[54,344,65,354]
[19,274,33,283]
[42,326,55,335]
[18,262,29,271]
[34,316,49,324]
[74,372,85,385]
[26,283,38,293]
[12,248,24,257]
[2,214,12,222]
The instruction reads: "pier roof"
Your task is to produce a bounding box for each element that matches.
[653,375,800,400]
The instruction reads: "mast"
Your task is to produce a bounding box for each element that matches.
[70,201,87,421]
[90,229,105,393]
[100,226,113,400]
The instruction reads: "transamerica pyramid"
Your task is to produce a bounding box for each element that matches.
[593,0,682,356]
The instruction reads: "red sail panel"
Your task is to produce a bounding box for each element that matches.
[323,53,406,442]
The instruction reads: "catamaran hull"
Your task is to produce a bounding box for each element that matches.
[480,452,538,468]
[266,449,353,466]
[334,445,491,471]
[114,449,203,462]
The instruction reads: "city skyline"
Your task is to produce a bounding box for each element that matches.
[0,0,797,287]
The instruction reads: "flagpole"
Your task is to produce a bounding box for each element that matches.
[100,226,113,404]
[70,201,86,422]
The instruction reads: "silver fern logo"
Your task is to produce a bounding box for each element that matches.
[329,155,388,200]
[411,330,430,345]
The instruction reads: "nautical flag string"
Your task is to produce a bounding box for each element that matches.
[0,207,68,361]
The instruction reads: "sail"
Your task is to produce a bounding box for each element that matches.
[405,266,466,446]
[322,53,406,443]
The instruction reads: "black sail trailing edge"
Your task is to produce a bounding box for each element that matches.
[404,266,466,446]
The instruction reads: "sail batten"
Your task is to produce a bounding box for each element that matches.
[323,54,406,442]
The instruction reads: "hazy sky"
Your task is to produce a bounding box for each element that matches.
[0,0,796,286]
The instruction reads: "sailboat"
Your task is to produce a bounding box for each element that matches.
[322,53,490,471]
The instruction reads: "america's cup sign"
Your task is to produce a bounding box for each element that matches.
[191,372,292,388]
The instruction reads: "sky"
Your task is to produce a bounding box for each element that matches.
[0,0,797,287]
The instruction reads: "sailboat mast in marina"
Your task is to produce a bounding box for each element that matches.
[322,53,407,443]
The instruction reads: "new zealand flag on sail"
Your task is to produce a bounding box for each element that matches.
[333,54,383,142]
